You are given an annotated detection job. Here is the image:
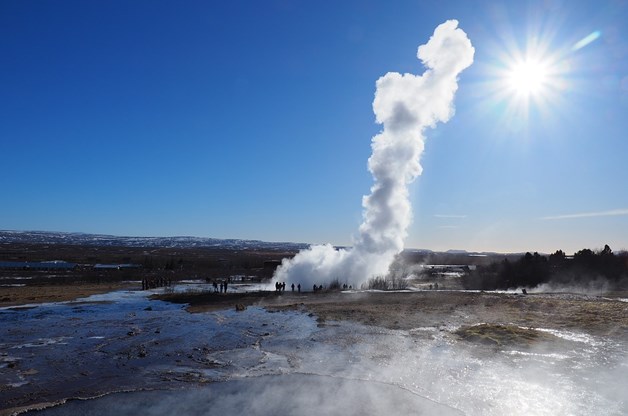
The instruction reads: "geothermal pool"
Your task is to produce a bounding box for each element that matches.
[1,287,626,415]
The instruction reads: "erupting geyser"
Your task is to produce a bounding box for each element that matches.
[274,20,474,288]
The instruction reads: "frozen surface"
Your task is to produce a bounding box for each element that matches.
[1,287,626,415]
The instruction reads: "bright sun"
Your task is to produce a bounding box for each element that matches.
[507,59,549,96]
[483,27,590,123]
[484,46,565,126]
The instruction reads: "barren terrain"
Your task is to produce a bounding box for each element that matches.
[156,289,628,337]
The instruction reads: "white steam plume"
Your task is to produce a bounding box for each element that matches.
[274,20,474,289]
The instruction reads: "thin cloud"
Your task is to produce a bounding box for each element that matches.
[437,225,459,229]
[434,214,467,219]
[541,209,628,220]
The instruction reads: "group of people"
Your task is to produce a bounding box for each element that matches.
[211,280,229,293]
[275,282,301,292]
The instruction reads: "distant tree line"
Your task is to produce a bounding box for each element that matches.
[463,245,628,291]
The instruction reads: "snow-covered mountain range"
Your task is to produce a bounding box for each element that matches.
[0,230,310,251]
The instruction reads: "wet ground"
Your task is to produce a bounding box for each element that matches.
[1,286,627,415]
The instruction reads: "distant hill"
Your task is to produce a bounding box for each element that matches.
[0,230,310,252]
[445,249,468,254]
[0,230,513,258]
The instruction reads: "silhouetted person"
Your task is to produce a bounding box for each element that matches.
[224,281,228,293]
[297,284,301,292]
[282,282,286,292]
[291,283,295,292]
[220,282,224,293]
[313,284,317,292]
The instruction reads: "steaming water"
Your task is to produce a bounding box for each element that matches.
[274,20,475,289]
[31,374,463,416]
[1,287,626,415]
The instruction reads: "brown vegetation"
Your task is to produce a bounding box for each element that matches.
[455,324,553,346]
[0,282,134,307]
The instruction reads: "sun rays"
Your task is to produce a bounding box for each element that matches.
[473,23,577,137]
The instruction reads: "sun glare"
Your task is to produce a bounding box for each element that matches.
[478,16,602,134]
[507,59,549,96]
[482,44,567,125]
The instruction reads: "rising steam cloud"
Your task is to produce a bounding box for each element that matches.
[274,20,474,288]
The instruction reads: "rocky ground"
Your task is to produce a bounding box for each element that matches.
[155,289,628,337]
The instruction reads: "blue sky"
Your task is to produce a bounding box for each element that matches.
[2,0,627,254]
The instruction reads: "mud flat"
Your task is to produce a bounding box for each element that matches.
[1,286,627,415]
